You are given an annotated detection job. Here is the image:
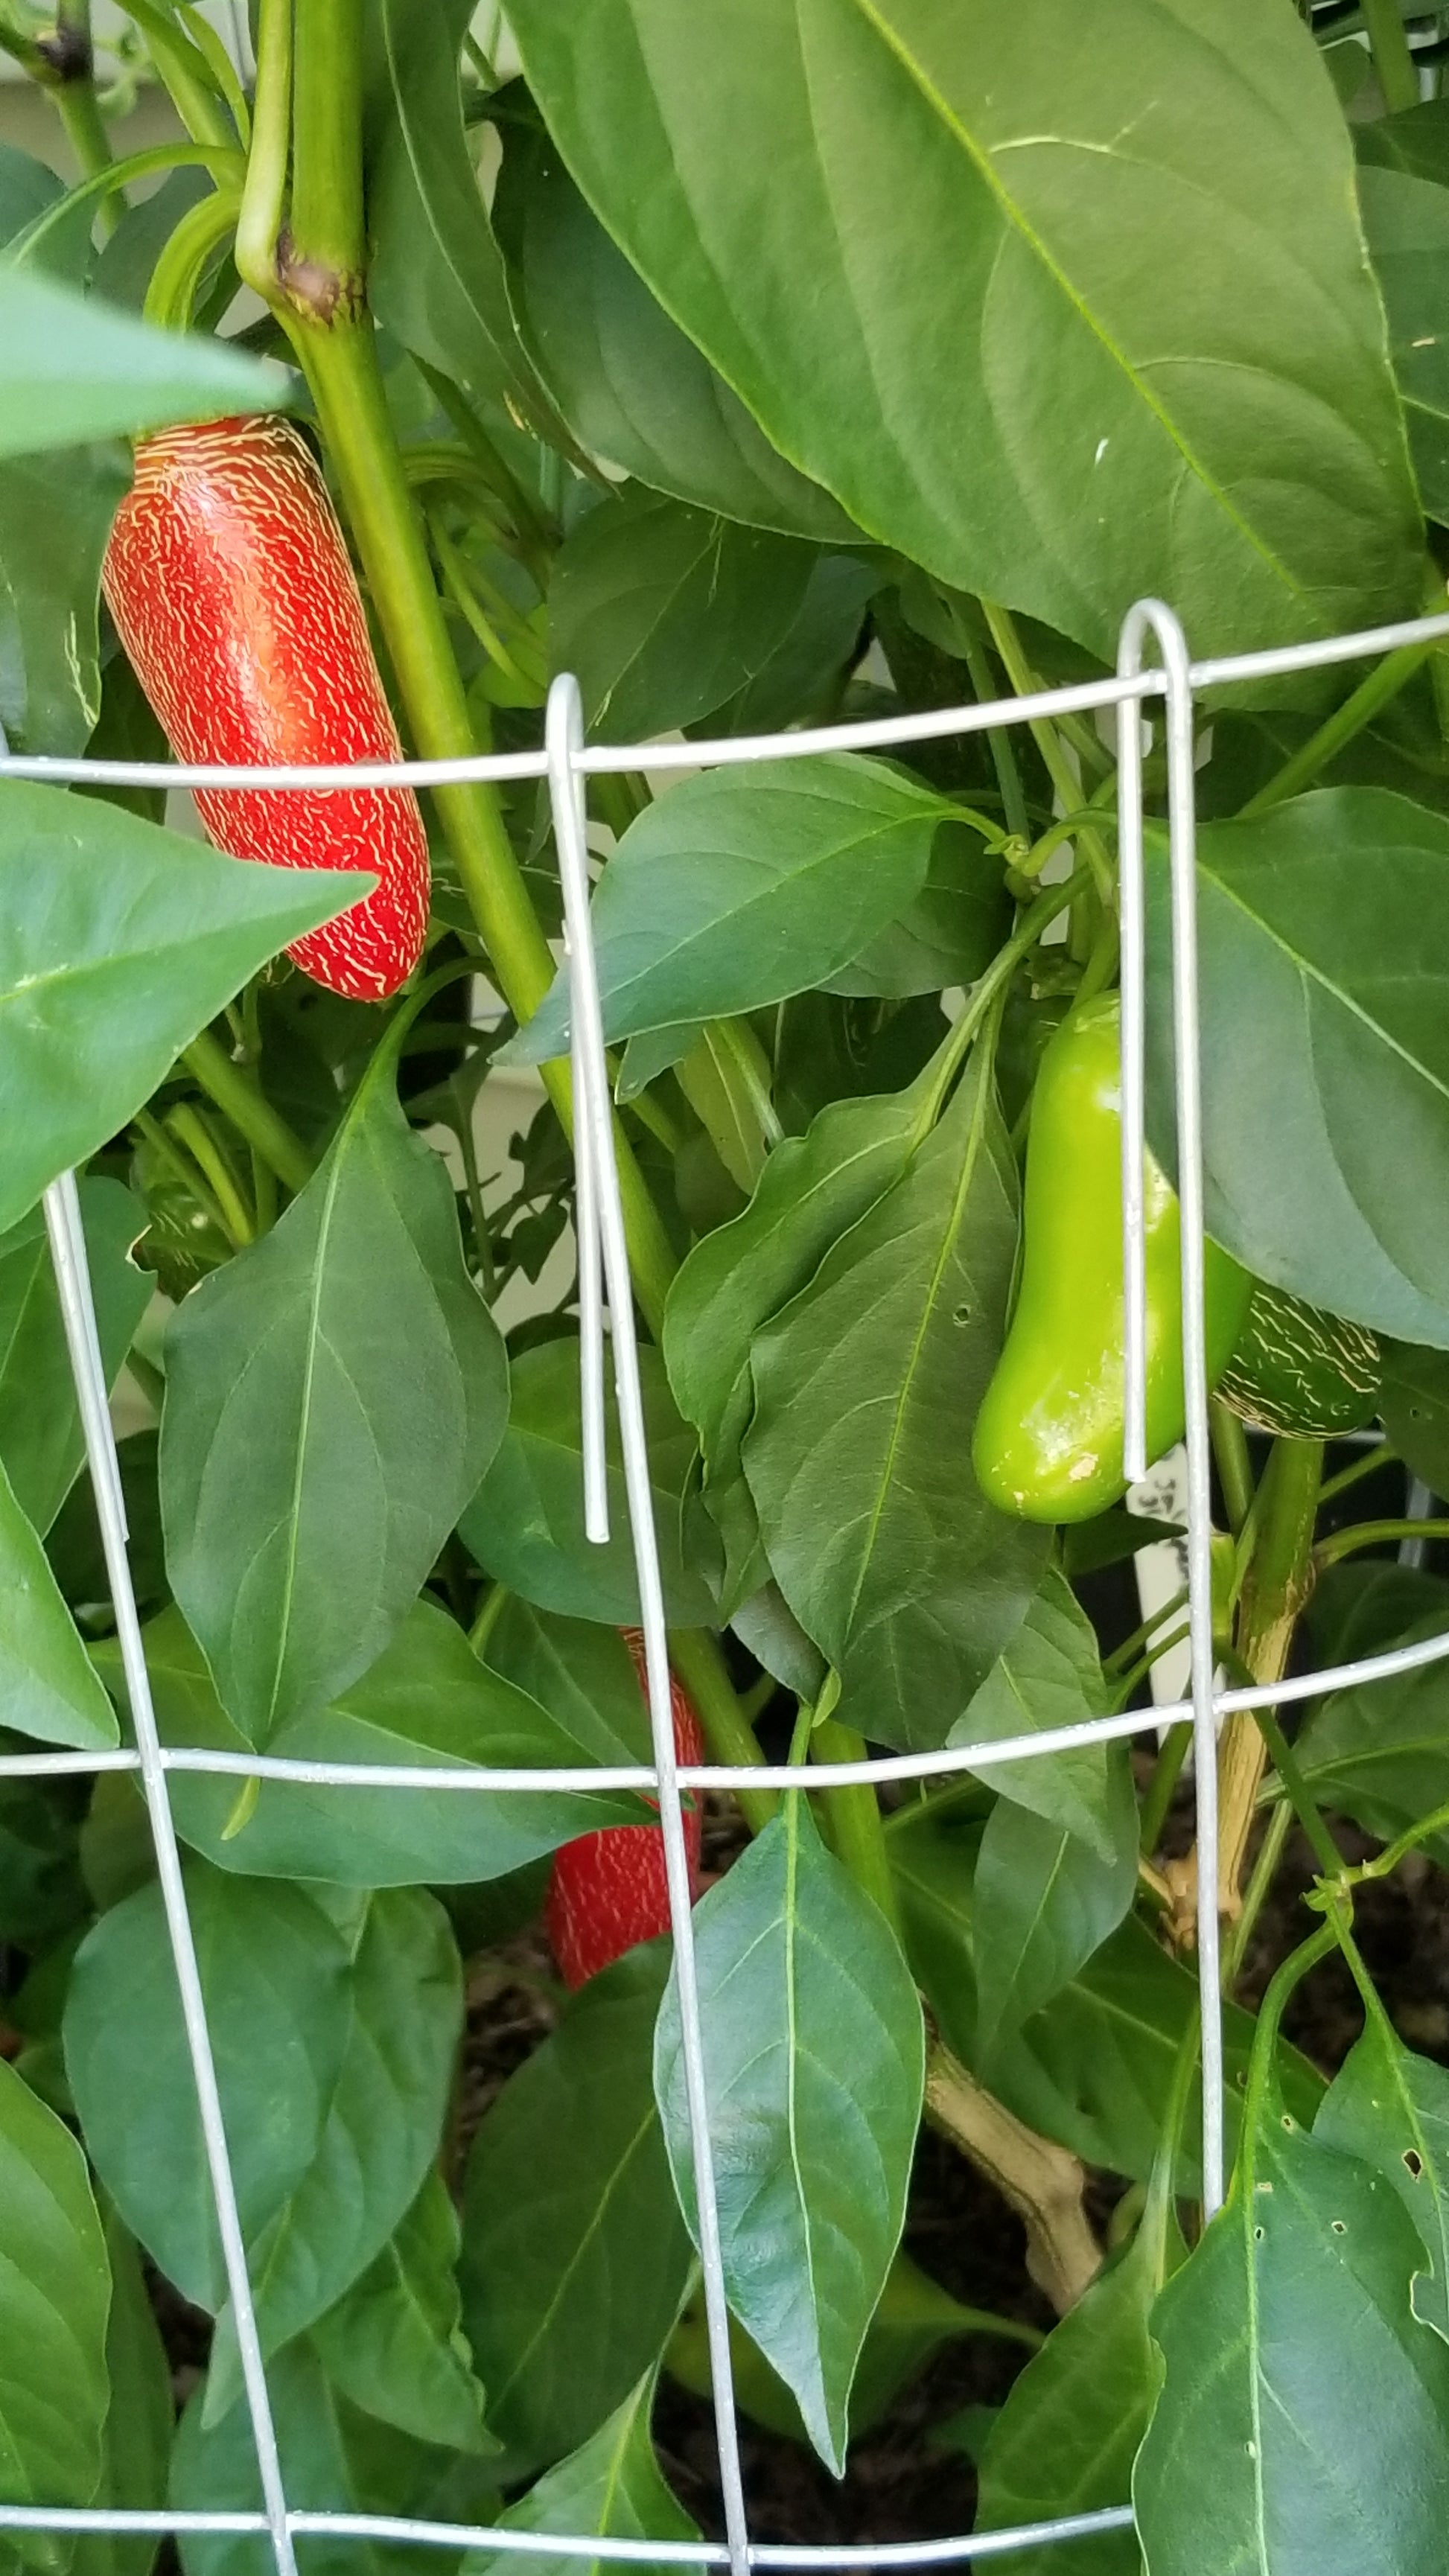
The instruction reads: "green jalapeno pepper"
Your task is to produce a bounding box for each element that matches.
[1217,1281,1380,1441]
[973,993,1252,1523]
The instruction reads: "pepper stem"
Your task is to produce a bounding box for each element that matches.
[270,0,678,1330]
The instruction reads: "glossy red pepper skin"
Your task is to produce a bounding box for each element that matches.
[101,414,429,1002]
[545,1630,704,1990]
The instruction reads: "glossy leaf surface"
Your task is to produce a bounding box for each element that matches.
[0,2057,110,2524]
[1147,791,1449,1346]
[497,116,851,540]
[0,1179,150,1536]
[310,2173,491,2455]
[548,488,819,739]
[655,1800,924,2473]
[163,1062,507,1743]
[66,1870,459,2368]
[745,1056,1048,1748]
[459,1339,716,1626]
[508,0,1419,669]
[0,782,356,1237]
[0,267,280,459]
[460,1947,692,2481]
[1135,2070,1449,2573]
[108,1603,640,1888]
[461,2375,695,2576]
[509,758,946,1062]
[0,1452,118,1750]
[975,2175,1182,2572]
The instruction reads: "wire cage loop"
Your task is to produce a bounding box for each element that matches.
[9,605,1449,2566]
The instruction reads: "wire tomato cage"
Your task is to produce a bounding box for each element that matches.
[4,594,1449,2574]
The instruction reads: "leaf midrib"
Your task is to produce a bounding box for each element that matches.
[847,0,1310,613]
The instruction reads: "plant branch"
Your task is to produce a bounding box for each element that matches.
[1216,1438,1323,1913]
[183,1027,315,1196]
[234,0,290,303]
[811,1716,901,1937]
[1314,1515,1449,1569]
[1238,630,1442,817]
[924,2043,1103,2313]
[1362,0,1421,110]
[666,1630,777,1835]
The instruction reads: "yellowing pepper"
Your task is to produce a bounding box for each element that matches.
[973,995,1251,1523]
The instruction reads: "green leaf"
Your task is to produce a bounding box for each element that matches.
[0,443,128,756]
[1146,790,1449,1348]
[371,0,576,454]
[655,1799,924,2474]
[65,1865,351,2313]
[494,113,853,541]
[826,815,1011,1001]
[1380,1340,1449,1496]
[506,758,946,1064]
[162,1058,507,1744]
[0,782,358,1237]
[480,1601,653,1764]
[705,552,881,738]
[0,1452,118,1750]
[66,1869,460,2377]
[172,2342,495,2576]
[72,2204,175,2576]
[1357,98,1449,187]
[1357,165,1449,526]
[949,1571,1118,1853]
[461,2375,695,2576]
[0,1179,150,1536]
[104,1601,641,1888]
[0,266,282,459]
[971,1761,1138,2071]
[890,1801,1322,2190]
[1134,2065,1449,2573]
[459,1946,692,2483]
[1316,2010,1449,2344]
[310,2173,491,2455]
[0,2055,110,2521]
[207,1882,462,2418]
[1293,1613,1449,1861]
[745,1053,1049,1750]
[548,487,819,739]
[665,1067,935,1600]
[506,0,1420,675]
[975,2177,1183,2573]
[459,1338,718,1627]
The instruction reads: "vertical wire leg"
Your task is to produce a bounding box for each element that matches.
[1115,606,1226,2219]
[544,675,752,2576]
[42,1173,298,2576]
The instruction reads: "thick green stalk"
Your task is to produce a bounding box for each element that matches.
[1209,1397,1255,1536]
[667,1629,776,1834]
[811,1717,902,1939]
[1362,0,1421,111]
[184,1027,315,1196]
[267,0,676,1329]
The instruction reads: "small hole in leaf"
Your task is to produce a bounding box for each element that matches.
[1254,2225,1264,2241]
[953,1303,972,1325]
[1406,2150,1424,2180]
[1331,2220,1347,2235]
[1281,2114,1296,2132]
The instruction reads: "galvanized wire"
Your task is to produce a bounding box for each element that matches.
[2,601,1448,2568]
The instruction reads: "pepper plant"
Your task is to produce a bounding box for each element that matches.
[7,2,1449,2570]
